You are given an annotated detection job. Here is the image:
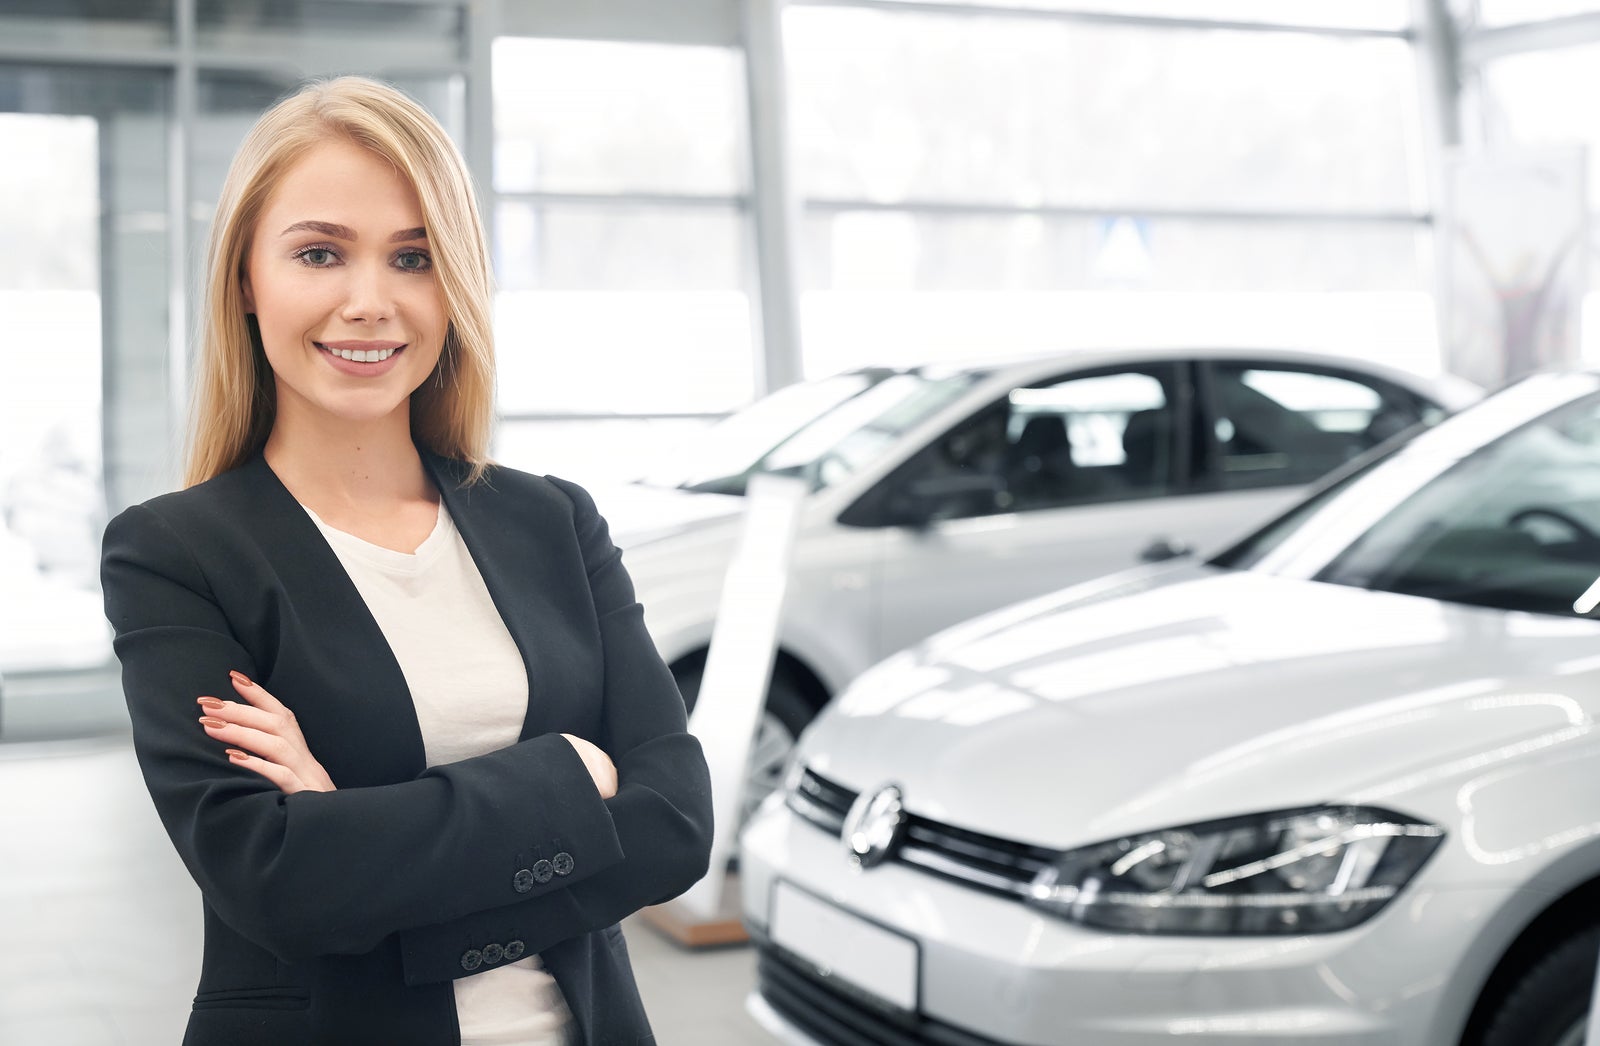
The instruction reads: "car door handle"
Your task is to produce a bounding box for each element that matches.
[1139,537,1192,563]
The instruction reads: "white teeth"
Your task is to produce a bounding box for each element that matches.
[324,346,397,362]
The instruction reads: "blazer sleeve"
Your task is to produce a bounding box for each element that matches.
[103,493,710,971]
[394,477,715,984]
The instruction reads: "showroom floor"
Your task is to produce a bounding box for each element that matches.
[0,732,776,1045]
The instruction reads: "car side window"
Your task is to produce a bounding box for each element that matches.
[867,367,1179,525]
[1005,371,1174,509]
[1200,363,1427,491]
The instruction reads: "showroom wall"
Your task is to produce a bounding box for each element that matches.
[2,0,1599,683]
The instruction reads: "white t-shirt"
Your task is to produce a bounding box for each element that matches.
[306,501,575,1046]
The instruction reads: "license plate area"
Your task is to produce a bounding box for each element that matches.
[768,879,920,1013]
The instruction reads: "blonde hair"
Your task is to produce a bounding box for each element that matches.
[185,76,494,487]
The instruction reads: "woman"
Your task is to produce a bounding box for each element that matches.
[100,77,713,1046]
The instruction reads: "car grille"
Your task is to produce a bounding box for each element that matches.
[787,767,1058,899]
[755,931,1006,1046]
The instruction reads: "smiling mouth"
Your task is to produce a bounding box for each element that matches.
[316,342,404,363]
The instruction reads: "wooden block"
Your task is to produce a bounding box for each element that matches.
[640,872,750,949]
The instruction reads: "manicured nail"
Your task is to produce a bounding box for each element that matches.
[225,749,249,761]
[229,671,253,687]
[197,696,225,710]
[199,716,227,728]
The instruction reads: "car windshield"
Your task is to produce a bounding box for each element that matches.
[1220,382,1600,618]
[639,371,888,494]
[646,371,979,499]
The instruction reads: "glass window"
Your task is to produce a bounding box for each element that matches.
[0,0,173,48]
[0,114,104,668]
[785,8,1422,212]
[496,203,743,291]
[194,0,462,66]
[491,38,756,425]
[494,290,754,417]
[1201,363,1426,490]
[1318,390,1600,617]
[1475,46,1600,209]
[803,211,1426,292]
[869,0,1408,30]
[760,372,979,490]
[1476,0,1600,26]
[0,66,172,674]
[1006,370,1176,505]
[493,417,716,489]
[641,370,891,493]
[873,366,1179,524]
[493,38,748,196]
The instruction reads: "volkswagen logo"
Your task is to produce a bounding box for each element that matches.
[842,784,907,869]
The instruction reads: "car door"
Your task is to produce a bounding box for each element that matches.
[845,361,1216,662]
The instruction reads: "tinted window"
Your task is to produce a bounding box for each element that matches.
[1317,392,1600,617]
[1201,363,1428,490]
[642,371,884,493]
[863,364,1181,524]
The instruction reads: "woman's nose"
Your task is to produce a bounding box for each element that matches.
[338,261,395,323]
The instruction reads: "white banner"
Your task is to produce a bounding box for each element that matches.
[678,474,809,919]
[1439,147,1587,389]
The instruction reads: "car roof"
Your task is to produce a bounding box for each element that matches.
[842,346,1471,398]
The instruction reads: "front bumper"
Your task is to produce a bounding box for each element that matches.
[740,801,1488,1046]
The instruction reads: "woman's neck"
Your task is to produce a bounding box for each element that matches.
[262,402,437,520]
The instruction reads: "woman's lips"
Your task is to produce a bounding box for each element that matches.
[315,341,406,377]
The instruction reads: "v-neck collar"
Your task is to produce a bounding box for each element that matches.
[239,450,545,777]
[302,500,451,573]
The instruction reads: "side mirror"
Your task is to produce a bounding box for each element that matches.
[1139,537,1193,563]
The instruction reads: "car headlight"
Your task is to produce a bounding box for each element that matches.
[1026,805,1444,935]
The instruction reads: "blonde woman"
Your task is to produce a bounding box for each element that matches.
[100,77,712,1046]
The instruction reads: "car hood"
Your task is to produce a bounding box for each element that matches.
[799,566,1600,849]
[586,482,747,548]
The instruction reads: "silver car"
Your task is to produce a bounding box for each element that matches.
[740,368,1600,1046]
[609,348,1476,819]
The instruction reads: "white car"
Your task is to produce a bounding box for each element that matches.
[739,368,1600,1046]
[603,349,1477,815]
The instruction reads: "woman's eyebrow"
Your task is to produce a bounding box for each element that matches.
[280,219,356,239]
[276,221,426,242]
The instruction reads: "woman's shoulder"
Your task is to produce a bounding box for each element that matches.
[116,456,275,529]
[103,457,304,568]
[428,454,599,519]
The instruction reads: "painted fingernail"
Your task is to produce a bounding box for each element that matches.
[225,748,249,761]
[199,716,227,728]
[229,671,253,687]
[197,696,225,710]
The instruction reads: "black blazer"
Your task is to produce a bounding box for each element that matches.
[100,451,713,1046]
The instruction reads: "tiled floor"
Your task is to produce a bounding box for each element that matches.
[0,730,776,1045]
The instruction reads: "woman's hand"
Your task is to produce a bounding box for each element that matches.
[561,733,618,799]
[198,671,337,794]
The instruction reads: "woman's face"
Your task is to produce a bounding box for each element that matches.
[243,138,447,431]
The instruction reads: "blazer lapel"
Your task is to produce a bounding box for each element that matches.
[422,453,578,742]
[237,454,429,785]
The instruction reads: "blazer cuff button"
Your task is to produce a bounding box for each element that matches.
[505,939,526,961]
[532,859,555,884]
[482,943,504,964]
[460,949,483,972]
[552,851,574,876]
[512,868,536,893]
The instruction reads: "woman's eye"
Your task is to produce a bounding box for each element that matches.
[395,250,431,272]
[296,247,336,266]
